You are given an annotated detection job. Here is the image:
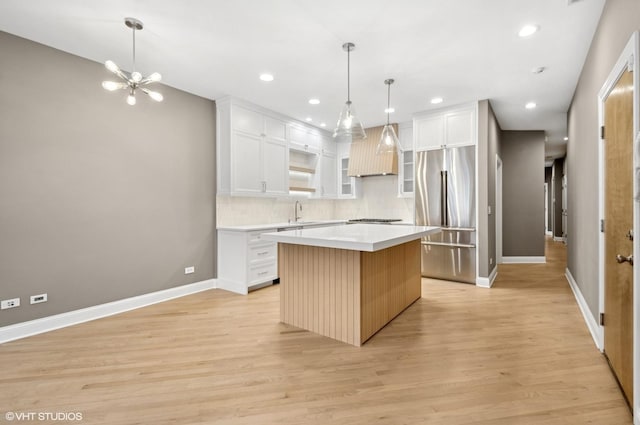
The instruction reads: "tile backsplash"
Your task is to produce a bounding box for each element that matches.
[216,176,414,226]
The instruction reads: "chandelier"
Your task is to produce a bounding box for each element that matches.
[102,17,163,105]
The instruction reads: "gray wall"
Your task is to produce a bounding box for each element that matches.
[0,32,216,326]
[552,158,565,239]
[545,167,553,232]
[501,131,545,257]
[477,100,501,277]
[567,0,640,319]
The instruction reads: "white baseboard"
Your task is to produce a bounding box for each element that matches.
[565,268,603,350]
[0,279,216,344]
[545,231,552,236]
[501,256,546,264]
[476,266,498,288]
[553,236,564,242]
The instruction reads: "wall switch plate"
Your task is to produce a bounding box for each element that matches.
[490,258,493,265]
[1,298,20,310]
[184,266,195,274]
[30,293,48,304]
[488,206,492,215]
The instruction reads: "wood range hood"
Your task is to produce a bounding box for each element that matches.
[347,124,399,177]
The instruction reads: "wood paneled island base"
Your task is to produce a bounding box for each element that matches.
[278,239,421,346]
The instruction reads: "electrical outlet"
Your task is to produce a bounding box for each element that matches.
[184,266,195,274]
[1,298,20,310]
[30,293,48,304]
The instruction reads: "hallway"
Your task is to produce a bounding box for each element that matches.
[0,238,632,424]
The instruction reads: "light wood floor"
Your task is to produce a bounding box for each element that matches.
[0,238,631,424]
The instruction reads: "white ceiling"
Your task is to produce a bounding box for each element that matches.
[0,0,605,160]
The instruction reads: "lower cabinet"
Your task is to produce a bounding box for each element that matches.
[217,228,278,295]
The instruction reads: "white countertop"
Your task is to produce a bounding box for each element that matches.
[262,224,441,252]
[217,220,347,232]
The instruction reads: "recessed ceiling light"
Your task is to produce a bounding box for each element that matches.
[320,122,326,127]
[518,25,539,37]
[305,117,312,122]
[532,67,546,74]
[564,137,569,141]
[384,107,395,113]
[308,98,320,105]
[525,102,537,109]
[430,97,444,104]
[259,73,274,82]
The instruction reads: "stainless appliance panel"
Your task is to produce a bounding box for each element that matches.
[415,149,446,227]
[421,243,476,284]
[422,229,476,245]
[446,146,476,229]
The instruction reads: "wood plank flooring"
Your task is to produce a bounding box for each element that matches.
[0,238,631,424]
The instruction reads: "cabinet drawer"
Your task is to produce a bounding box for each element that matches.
[248,230,276,244]
[248,243,277,263]
[248,262,277,284]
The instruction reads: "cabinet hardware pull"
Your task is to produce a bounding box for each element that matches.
[258,271,269,275]
[257,251,269,255]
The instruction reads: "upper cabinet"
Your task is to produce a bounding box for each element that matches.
[397,122,414,197]
[217,97,334,198]
[218,98,289,197]
[414,103,477,151]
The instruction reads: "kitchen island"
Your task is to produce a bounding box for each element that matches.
[262,224,441,346]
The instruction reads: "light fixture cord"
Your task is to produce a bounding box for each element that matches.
[346,46,351,103]
[386,82,391,125]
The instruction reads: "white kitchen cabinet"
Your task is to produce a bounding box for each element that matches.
[414,103,477,151]
[289,124,321,153]
[217,228,279,295]
[337,141,360,199]
[397,122,414,197]
[317,149,337,198]
[217,97,289,197]
[313,137,337,198]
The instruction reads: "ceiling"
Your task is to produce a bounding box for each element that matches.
[0,0,605,161]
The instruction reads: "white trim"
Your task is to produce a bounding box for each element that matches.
[501,256,546,264]
[496,155,503,264]
[565,268,603,350]
[0,279,216,344]
[553,236,564,242]
[597,31,640,417]
[476,266,498,288]
[545,231,552,236]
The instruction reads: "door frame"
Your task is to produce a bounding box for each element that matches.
[597,31,639,418]
[544,183,549,235]
[496,155,503,264]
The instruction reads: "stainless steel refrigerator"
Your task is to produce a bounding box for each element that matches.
[415,146,476,284]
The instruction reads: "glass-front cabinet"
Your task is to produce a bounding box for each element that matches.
[397,122,414,197]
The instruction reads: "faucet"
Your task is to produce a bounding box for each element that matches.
[294,200,302,222]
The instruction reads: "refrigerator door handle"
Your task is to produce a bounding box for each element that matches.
[440,171,446,226]
[443,170,449,227]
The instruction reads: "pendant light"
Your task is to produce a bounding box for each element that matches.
[333,42,366,140]
[376,79,399,154]
[102,17,163,105]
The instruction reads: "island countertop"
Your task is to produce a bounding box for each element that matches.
[262,223,441,252]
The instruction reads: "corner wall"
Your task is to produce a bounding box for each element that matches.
[0,32,217,326]
[567,0,640,319]
[477,100,501,277]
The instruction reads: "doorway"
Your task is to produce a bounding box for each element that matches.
[544,183,549,235]
[597,33,639,411]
